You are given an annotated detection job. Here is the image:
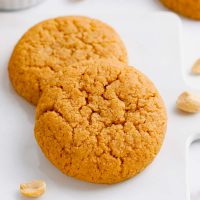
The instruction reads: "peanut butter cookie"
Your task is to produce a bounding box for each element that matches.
[34,60,167,184]
[160,0,200,20]
[8,16,127,105]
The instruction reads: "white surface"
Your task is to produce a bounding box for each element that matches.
[0,11,196,200]
[0,0,200,199]
[190,140,200,200]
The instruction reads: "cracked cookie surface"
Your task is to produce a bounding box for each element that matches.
[8,16,127,105]
[160,0,200,20]
[34,60,167,184]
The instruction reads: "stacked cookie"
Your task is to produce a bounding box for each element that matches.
[8,16,167,184]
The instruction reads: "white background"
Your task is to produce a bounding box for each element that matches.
[1,0,200,199]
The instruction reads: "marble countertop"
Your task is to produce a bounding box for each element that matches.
[1,0,200,199]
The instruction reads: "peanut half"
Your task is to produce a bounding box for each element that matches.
[176,91,200,113]
[20,180,46,198]
[192,58,200,75]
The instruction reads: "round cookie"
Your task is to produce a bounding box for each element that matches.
[8,16,128,105]
[160,0,200,20]
[34,60,167,184]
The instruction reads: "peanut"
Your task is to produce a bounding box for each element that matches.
[176,91,200,113]
[192,59,200,75]
[20,180,46,198]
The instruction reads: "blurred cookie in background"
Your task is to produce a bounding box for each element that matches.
[160,0,200,20]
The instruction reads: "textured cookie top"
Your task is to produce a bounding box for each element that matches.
[160,0,200,20]
[35,60,167,184]
[9,16,127,105]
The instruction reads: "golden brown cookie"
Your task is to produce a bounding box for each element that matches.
[160,0,200,20]
[34,60,167,184]
[8,16,128,105]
